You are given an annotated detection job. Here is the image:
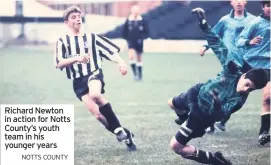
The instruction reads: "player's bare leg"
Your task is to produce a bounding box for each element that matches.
[259,82,270,145]
[88,79,136,151]
[128,49,138,80]
[81,94,108,128]
[87,79,125,137]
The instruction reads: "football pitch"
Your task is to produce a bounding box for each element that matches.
[0,47,269,165]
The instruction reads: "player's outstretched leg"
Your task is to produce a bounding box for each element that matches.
[100,103,137,151]
[170,119,232,165]
[259,131,270,145]
[85,79,137,151]
[123,128,137,151]
[100,103,136,151]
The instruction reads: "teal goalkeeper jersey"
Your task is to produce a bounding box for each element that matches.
[212,9,256,67]
[196,26,248,121]
[197,69,248,120]
[236,15,270,69]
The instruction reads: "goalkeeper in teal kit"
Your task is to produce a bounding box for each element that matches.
[168,8,269,165]
[174,0,256,132]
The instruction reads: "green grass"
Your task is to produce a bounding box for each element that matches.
[0,47,270,165]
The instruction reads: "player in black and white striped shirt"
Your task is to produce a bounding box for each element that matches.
[54,6,136,151]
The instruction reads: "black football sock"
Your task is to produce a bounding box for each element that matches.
[131,64,137,76]
[137,63,142,79]
[99,103,121,133]
[259,114,270,135]
[183,149,229,164]
[129,60,137,77]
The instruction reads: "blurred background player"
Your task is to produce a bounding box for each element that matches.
[204,0,256,133]
[199,0,255,62]
[54,6,136,151]
[123,5,149,81]
[236,0,270,145]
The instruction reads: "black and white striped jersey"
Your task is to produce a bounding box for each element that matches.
[54,32,120,79]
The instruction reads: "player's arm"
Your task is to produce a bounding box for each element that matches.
[95,34,123,63]
[95,34,127,75]
[122,19,129,40]
[204,25,228,68]
[200,19,225,56]
[54,39,89,69]
[209,91,243,120]
[236,22,260,47]
[222,96,247,116]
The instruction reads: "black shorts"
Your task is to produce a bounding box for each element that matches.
[172,83,203,111]
[72,69,105,101]
[175,114,214,145]
[127,40,143,54]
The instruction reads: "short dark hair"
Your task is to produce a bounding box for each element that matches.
[245,69,270,89]
[261,1,270,7]
[63,6,81,21]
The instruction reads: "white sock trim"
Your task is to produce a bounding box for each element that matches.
[114,127,124,134]
[136,62,143,66]
[129,60,136,64]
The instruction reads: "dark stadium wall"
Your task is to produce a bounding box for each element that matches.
[103,1,264,40]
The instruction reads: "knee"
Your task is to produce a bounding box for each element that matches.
[170,137,185,155]
[129,49,136,56]
[263,94,270,107]
[263,83,270,105]
[168,98,183,113]
[129,56,135,60]
[89,93,102,103]
[263,98,270,107]
[170,138,180,153]
[168,98,175,110]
